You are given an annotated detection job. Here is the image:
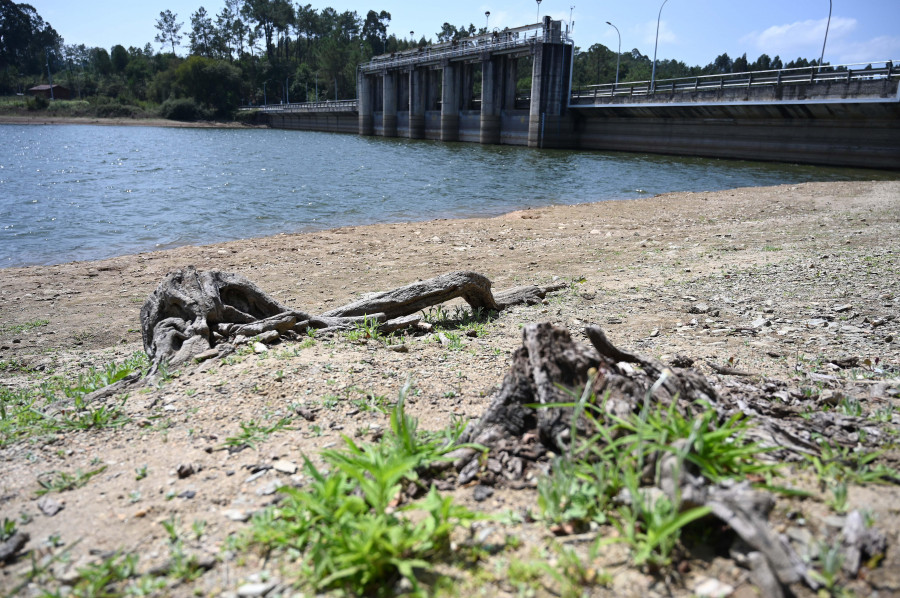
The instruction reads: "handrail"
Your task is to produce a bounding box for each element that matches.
[245,100,359,113]
[359,22,572,74]
[571,60,897,102]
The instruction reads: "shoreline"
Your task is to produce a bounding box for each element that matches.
[0,114,261,129]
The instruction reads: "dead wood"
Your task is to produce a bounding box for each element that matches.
[450,322,815,594]
[0,531,29,563]
[139,268,565,376]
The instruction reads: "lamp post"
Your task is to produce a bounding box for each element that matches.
[818,0,832,72]
[262,80,267,105]
[410,30,414,43]
[606,21,621,91]
[285,76,290,104]
[485,11,490,32]
[536,0,542,22]
[650,0,670,93]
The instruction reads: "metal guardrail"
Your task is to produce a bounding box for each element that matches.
[250,100,358,113]
[571,61,897,103]
[359,22,572,74]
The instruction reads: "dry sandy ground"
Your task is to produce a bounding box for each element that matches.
[1,180,899,597]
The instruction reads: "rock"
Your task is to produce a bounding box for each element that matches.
[689,303,711,314]
[833,304,853,313]
[256,481,279,496]
[223,509,252,522]
[237,581,276,597]
[176,463,200,479]
[253,342,268,354]
[37,496,64,516]
[272,460,297,475]
[473,485,494,502]
[694,577,735,597]
[178,490,196,499]
[750,318,770,329]
[387,344,409,353]
[670,355,695,368]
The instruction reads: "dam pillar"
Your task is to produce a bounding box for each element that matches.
[357,72,374,136]
[504,57,518,110]
[382,71,398,138]
[480,56,502,144]
[409,68,426,139]
[528,17,574,148]
[441,62,461,142]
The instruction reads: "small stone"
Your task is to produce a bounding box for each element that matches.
[272,460,298,475]
[833,304,853,313]
[689,303,710,314]
[176,463,199,479]
[473,485,494,502]
[750,318,770,329]
[387,344,409,353]
[256,481,279,496]
[237,581,276,597]
[223,509,251,522]
[694,577,735,597]
[253,342,268,354]
[37,496,64,517]
[178,490,196,499]
[648,328,659,337]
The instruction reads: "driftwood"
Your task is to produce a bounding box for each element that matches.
[450,322,817,594]
[139,267,565,374]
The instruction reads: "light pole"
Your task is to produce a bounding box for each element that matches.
[536,0,542,22]
[650,0,670,93]
[818,0,832,72]
[485,11,490,32]
[285,76,290,104]
[262,80,267,105]
[606,21,621,90]
[410,31,414,44]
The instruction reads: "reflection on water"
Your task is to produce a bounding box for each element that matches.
[1,124,895,268]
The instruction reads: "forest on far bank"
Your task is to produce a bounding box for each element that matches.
[1,0,839,122]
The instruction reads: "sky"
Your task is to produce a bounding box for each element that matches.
[29,0,900,68]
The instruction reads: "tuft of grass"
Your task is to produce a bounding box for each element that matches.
[221,417,294,450]
[1,319,50,335]
[36,466,108,496]
[243,380,480,596]
[536,377,777,570]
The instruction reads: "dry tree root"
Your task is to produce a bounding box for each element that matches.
[449,322,816,593]
[139,267,565,376]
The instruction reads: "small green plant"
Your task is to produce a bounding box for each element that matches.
[135,465,149,481]
[222,417,293,450]
[1,517,17,541]
[36,466,108,496]
[244,380,481,595]
[345,315,384,343]
[837,396,862,417]
[1,319,50,335]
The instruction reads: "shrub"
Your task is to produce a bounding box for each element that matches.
[26,96,48,111]
[159,97,207,121]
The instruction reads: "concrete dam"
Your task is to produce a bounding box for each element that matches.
[257,18,900,170]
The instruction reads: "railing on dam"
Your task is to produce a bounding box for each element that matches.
[359,21,571,74]
[571,61,897,103]
[253,100,357,113]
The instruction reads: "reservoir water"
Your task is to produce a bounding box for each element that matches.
[1,123,896,268]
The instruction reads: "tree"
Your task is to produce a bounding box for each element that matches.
[362,9,389,55]
[110,44,128,74]
[241,0,294,61]
[154,9,183,54]
[190,7,221,58]
[732,53,749,73]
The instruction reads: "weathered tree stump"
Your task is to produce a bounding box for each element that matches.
[140,268,565,374]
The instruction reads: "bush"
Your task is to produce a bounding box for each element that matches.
[94,103,138,118]
[159,97,208,121]
[233,109,263,125]
[26,96,48,111]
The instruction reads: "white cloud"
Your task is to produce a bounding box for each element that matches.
[741,17,856,58]
[830,35,900,65]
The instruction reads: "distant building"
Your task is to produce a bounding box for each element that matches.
[27,84,71,100]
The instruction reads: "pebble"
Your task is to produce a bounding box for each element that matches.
[473,485,494,502]
[253,342,268,354]
[693,577,735,597]
[223,509,252,522]
[272,460,298,474]
[236,581,276,597]
[37,496,64,516]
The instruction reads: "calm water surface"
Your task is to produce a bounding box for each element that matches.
[1,124,895,268]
